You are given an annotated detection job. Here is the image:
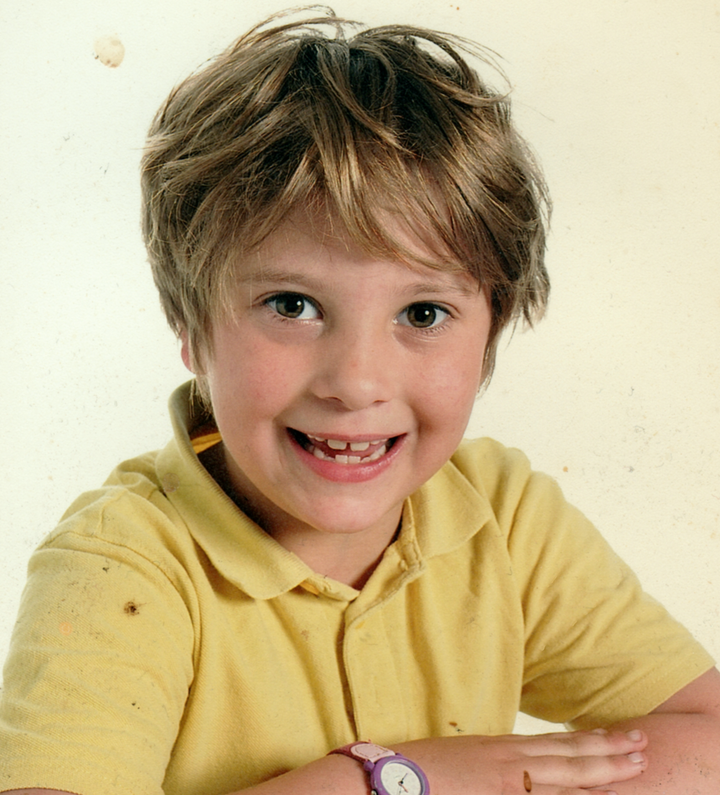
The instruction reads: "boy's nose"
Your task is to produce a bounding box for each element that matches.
[311,327,396,411]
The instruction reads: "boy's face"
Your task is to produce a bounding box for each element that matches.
[184,208,492,559]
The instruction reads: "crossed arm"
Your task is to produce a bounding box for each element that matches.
[595,666,720,793]
[6,668,719,795]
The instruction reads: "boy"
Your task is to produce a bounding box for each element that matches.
[0,8,718,795]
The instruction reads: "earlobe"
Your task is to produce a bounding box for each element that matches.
[180,331,197,373]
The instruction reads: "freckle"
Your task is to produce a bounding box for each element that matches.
[59,622,73,635]
[93,35,125,68]
[124,601,140,616]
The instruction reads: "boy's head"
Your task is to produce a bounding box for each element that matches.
[141,7,550,386]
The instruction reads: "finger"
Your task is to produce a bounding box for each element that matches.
[517,729,647,758]
[500,768,622,795]
[510,787,621,795]
[522,748,648,789]
[511,788,620,795]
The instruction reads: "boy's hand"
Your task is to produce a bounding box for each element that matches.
[394,729,648,794]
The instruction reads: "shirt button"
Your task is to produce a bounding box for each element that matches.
[162,473,180,493]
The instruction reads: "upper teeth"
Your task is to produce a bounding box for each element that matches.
[308,435,384,451]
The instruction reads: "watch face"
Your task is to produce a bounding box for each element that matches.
[376,759,426,795]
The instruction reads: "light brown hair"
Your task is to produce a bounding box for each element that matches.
[141,7,550,382]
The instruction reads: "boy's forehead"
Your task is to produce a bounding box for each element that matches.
[233,205,476,284]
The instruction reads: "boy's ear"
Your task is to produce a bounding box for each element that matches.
[180,330,202,374]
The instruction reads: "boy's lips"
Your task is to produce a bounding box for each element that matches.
[287,428,404,483]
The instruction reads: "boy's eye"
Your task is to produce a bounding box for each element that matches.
[266,292,320,320]
[397,302,450,329]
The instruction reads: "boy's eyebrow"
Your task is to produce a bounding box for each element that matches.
[239,268,480,297]
[239,269,327,290]
[408,280,481,298]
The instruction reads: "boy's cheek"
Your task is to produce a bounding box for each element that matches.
[424,351,486,404]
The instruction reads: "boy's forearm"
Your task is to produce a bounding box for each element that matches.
[233,729,650,795]
[230,753,370,795]
[604,712,720,793]
[0,761,369,795]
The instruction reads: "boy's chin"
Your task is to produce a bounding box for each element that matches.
[269,497,404,544]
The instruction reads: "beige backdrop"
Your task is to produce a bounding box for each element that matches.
[1,0,718,734]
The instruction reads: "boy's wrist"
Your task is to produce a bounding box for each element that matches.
[329,742,430,795]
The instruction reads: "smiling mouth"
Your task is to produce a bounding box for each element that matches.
[290,430,399,464]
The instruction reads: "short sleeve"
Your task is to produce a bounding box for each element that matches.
[0,501,195,795]
[506,465,714,728]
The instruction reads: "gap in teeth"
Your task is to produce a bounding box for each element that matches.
[311,444,387,464]
[322,439,373,452]
[306,434,385,451]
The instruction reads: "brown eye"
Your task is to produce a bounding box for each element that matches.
[399,303,449,329]
[267,293,320,320]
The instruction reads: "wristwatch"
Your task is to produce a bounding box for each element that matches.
[329,741,430,795]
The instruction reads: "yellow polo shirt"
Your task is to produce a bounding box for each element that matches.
[0,382,713,795]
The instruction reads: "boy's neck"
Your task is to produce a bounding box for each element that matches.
[199,442,401,589]
[273,526,395,590]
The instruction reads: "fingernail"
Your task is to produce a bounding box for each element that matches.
[626,730,643,741]
[628,752,645,764]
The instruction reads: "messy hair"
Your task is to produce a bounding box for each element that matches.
[141,5,550,380]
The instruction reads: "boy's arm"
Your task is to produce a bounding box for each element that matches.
[0,732,650,795]
[599,666,720,793]
[6,672,716,795]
